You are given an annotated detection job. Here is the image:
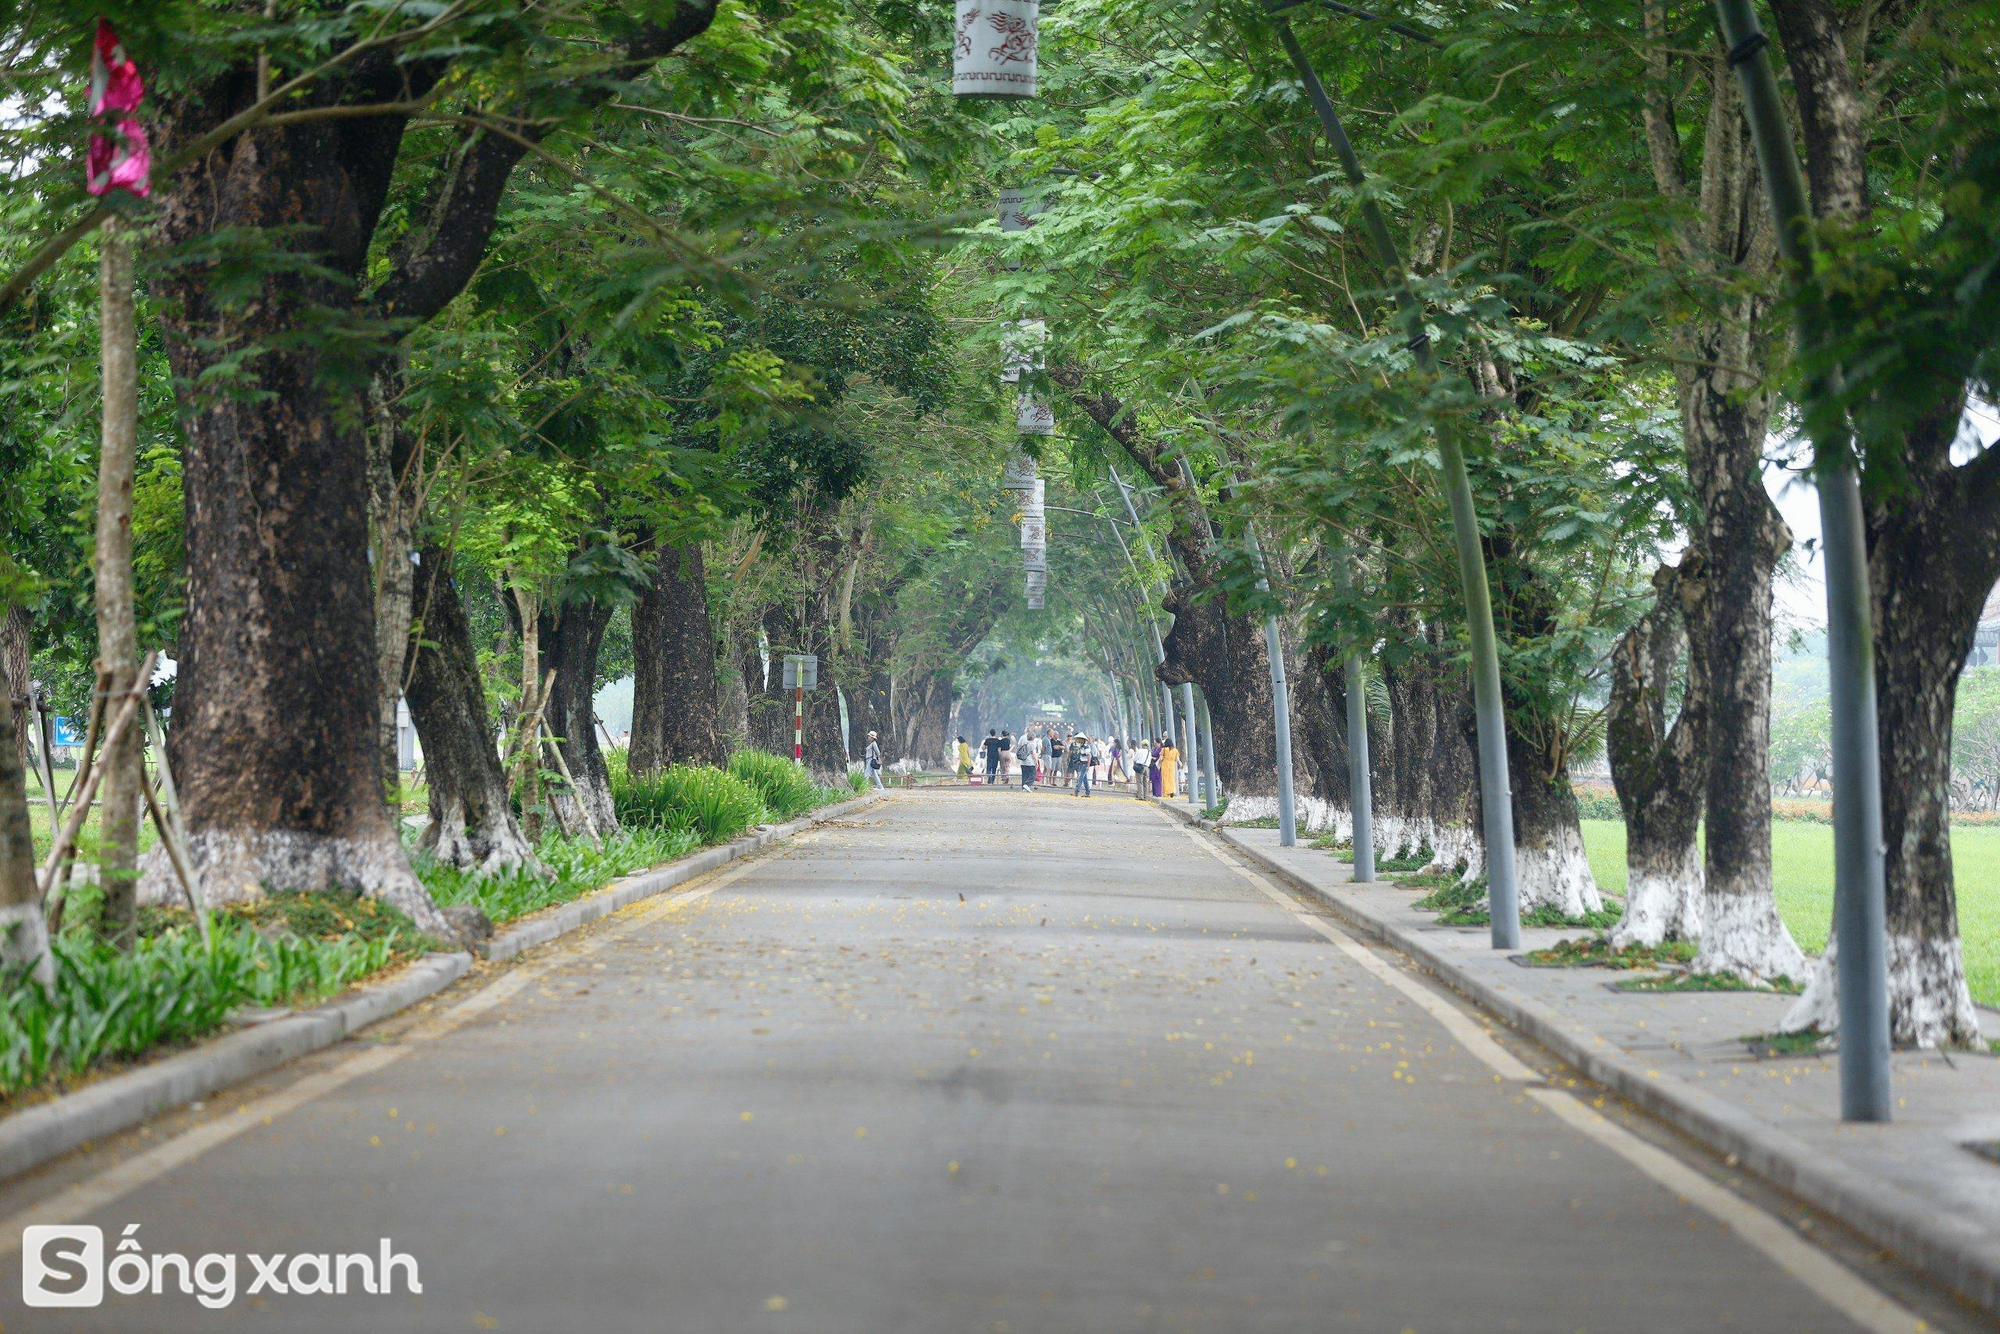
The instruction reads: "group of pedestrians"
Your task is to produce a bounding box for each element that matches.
[954,726,1183,799]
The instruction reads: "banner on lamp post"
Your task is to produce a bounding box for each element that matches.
[1023,546,1048,573]
[1000,318,1047,382]
[1025,569,1047,608]
[954,1,1039,99]
[1019,517,1046,547]
[1000,454,1038,491]
[1016,390,1055,436]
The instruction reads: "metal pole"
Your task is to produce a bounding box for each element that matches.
[1711,0,1889,1123]
[1180,682,1200,804]
[1245,523,1299,846]
[1197,689,1221,812]
[793,684,804,763]
[1346,652,1376,881]
[1337,544,1376,877]
[1273,22,1519,948]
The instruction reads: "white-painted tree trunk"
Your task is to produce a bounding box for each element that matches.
[1514,823,1605,918]
[1608,843,1703,949]
[1782,931,1982,1048]
[1691,869,1808,983]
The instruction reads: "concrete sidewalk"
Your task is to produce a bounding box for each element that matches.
[1200,816,2000,1320]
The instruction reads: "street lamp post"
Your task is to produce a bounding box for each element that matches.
[1269,16,1521,949]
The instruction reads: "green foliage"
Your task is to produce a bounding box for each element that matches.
[419,826,698,926]
[728,750,821,820]
[0,901,422,1101]
[613,763,767,844]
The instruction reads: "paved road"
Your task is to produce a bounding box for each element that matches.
[0,792,1967,1331]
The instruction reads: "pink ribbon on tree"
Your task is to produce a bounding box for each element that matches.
[86,19,151,197]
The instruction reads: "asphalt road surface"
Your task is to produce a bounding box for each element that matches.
[0,791,1975,1332]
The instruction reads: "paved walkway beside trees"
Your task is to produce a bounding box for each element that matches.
[1207,816,2000,1319]
[0,793,1984,1331]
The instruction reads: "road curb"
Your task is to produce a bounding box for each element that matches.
[0,791,887,1185]
[1153,799,2000,1319]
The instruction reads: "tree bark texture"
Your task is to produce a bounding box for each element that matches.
[1605,557,1709,949]
[0,693,53,986]
[1635,33,1804,981]
[1,608,30,783]
[367,380,420,799]
[95,214,143,949]
[541,597,619,838]
[405,543,536,877]
[144,3,722,943]
[630,539,726,773]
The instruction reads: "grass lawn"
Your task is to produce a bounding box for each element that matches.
[1580,819,2000,1009]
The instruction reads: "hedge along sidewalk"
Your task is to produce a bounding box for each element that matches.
[1149,798,2000,1321]
[0,791,888,1184]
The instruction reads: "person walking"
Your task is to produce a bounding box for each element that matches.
[1160,737,1181,799]
[865,731,886,789]
[999,730,1017,786]
[983,730,1003,787]
[1149,738,1164,797]
[1019,730,1038,791]
[1070,733,1092,797]
[956,735,972,782]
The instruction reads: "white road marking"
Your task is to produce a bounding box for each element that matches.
[1,860,761,1251]
[1160,813,1928,1334]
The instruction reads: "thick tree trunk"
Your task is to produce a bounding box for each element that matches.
[1762,0,1983,1044]
[1685,377,1807,983]
[1786,408,1991,1044]
[1,608,30,783]
[143,94,469,941]
[405,543,537,877]
[1292,637,1351,807]
[1605,558,1709,949]
[0,692,53,986]
[630,539,727,773]
[718,621,755,751]
[542,598,618,838]
[1634,22,1799,981]
[1504,722,1603,919]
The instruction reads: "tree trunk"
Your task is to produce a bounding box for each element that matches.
[1685,376,1807,983]
[1762,0,1984,1044]
[367,380,419,799]
[1,608,30,784]
[405,543,537,877]
[542,597,619,838]
[145,105,464,942]
[0,692,54,987]
[718,621,755,751]
[1785,404,1991,1044]
[95,214,143,949]
[1605,557,1709,949]
[630,539,727,772]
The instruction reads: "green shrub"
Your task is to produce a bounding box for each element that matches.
[418,826,697,925]
[614,763,766,844]
[847,770,868,794]
[729,750,820,820]
[1574,791,1624,820]
[1,909,418,1100]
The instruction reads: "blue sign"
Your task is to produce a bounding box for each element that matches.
[51,716,83,748]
